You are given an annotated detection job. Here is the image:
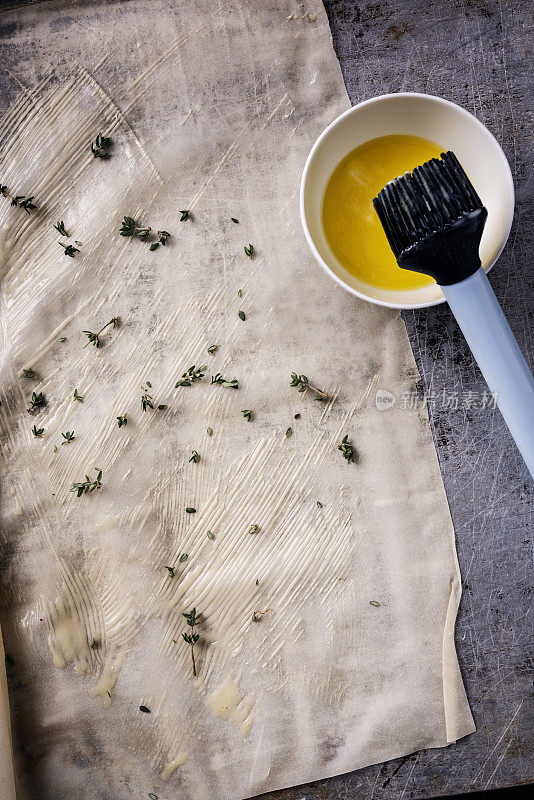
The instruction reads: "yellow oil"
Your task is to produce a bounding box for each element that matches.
[322,134,443,291]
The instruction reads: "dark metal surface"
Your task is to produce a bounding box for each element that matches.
[263,1,533,798]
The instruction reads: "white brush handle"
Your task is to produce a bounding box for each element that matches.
[441,267,534,477]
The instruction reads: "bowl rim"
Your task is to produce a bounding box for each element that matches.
[299,91,515,310]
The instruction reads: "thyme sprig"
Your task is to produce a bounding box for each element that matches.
[182,608,200,677]
[179,209,190,222]
[175,364,206,387]
[337,434,355,464]
[244,243,254,258]
[73,388,83,402]
[82,317,119,348]
[70,467,102,497]
[61,430,75,445]
[0,185,36,213]
[23,368,37,379]
[53,221,69,237]
[290,373,328,402]
[27,391,45,413]
[59,241,80,258]
[32,425,44,437]
[91,133,112,158]
[211,373,238,389]
[117,415,127,427]
[119,216,151,240]
[141,387,154,411]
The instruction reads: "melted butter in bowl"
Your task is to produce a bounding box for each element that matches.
[322,134,443,291]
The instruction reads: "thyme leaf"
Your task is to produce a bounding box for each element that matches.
[248,524,259,535]
[179,209,190,221]
[91,133,112,158]
[238,310,246,321]
[27,391,45,414]
[53,221,69,237]
[165,566,175,579]
[241,409,252,421]
[59,241,80,258]
[73,388,83,402]
[231,217,239,224]
[189,450,200,463]
[244,243,254,258]
[285,427,292,438]
[252,608,270,622]
[337,434,355,464]
[148,230,171,252]
[117,415,127,427]
[207,344,218,355]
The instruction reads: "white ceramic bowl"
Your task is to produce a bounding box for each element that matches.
[300,93,514,309]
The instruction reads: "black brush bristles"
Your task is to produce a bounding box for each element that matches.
[373,151,488,285]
